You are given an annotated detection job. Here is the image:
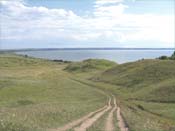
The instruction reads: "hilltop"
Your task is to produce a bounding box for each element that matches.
[92,59,175,102]
[65,59,116,72]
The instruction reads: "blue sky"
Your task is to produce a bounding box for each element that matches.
[0,0,174,49]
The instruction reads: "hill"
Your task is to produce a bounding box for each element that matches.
[89,59,175,131]
[65,59,116,72]
[1,53,175,131]
[93,59,175,102]
[0,54,107,131]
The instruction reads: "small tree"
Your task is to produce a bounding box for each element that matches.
[170,51,175,60]
[158,56,168,60]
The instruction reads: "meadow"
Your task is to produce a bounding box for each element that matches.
[0,53,107,131]
[0,53,175,131]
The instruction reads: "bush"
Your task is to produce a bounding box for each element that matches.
[158,56,169,60]
[170,51,175,60]
[158,51,175,60]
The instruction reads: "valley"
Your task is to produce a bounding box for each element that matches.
[0,53,175,131]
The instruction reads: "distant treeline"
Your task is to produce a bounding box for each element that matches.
[52,59,71,63]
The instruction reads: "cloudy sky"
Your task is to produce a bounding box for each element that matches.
[0,0,174,49]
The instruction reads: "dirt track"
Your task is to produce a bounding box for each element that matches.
[74,99,112,131]
[50,96,129,131]
[117,106,129,131]
[105,96,117,131]
[51,105,107,131]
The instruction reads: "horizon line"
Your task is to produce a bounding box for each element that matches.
[0,47,174,52]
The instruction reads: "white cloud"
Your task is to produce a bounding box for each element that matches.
[94,3,128,17]
[95,0,123,6]
[0,0,174,48]
[0,0,81,40]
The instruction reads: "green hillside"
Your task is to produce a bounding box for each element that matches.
[65,59,116,72]
[133,78,175,102]
[92,59,175,102]
[0,54,107,131]
[89,58,175,131]
[0,53,175,131]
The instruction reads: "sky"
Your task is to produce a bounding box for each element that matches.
[0,0,174,49]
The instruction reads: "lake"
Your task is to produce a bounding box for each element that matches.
[16,49,174,64]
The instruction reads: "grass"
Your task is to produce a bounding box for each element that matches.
[0,53,107,131]
[89,59,175,131]
[0,53,175,131]
[92,59,175,101]
[64,59,116,72]
[67,58,175,130]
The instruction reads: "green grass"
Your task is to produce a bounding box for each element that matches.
[93,59,175,101]
[1,53,175,131]
[89,59,175,131]
[65,59,116,72]
[132,101,175,121]
[0,54,107,131]
[133,78,175,102]
[96,60,175,86]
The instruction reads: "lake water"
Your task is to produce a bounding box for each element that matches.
[16,49,174,64]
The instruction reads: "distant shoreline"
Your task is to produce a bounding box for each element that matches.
[0,48,174,52]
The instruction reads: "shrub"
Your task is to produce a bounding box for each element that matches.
[158,51,175,60]
[158,56,169,60]
[170,51,175,60]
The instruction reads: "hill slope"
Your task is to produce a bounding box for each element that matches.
[0,54,107,131]
[65,59,116,72]
[93,59,175,101]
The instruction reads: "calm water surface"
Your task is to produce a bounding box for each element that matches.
[16,50,174,64]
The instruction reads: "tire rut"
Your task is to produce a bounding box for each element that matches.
[74,98,112,131]
[116,106,129,131]
[105,96,117,131]
[50,99,110,131]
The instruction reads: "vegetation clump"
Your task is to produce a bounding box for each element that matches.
[158,51,175,60]
[170,51,175,60]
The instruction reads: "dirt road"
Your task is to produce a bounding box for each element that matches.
[50,96,129,131]
[74,99,112,131]
[105,96,117,131]
[117,106,129,131]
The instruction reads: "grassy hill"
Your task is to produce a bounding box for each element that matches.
[93,59,175,101]
[94,59,175,88]
[88,59,175,131]
[65,59,116,72]
[0,53,175,131]
[0,54,107,131]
